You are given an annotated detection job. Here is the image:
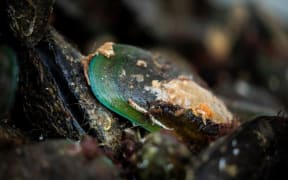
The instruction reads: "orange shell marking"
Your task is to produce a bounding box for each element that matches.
[194,103,214,120]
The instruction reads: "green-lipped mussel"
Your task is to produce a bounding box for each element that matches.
[85,42,239,144]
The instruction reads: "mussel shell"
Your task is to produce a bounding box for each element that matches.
[0,45,18,119]
[88,43,238,144]
[88,44,196,131]
[193,115,288,179]
[13,29,122,145]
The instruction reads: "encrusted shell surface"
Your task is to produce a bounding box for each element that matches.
[87,42,238,143]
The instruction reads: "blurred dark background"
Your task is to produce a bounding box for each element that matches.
[1,0,287,121]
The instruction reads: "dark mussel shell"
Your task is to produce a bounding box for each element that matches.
[193,115,288,180]
[13,29,122,146]
[0,45,18,120]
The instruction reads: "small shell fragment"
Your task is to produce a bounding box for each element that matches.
[96,42,115,58]
[136,60,148,68]
[131,74,144,82]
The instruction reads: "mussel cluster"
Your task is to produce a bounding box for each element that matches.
[0,0,287,179]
